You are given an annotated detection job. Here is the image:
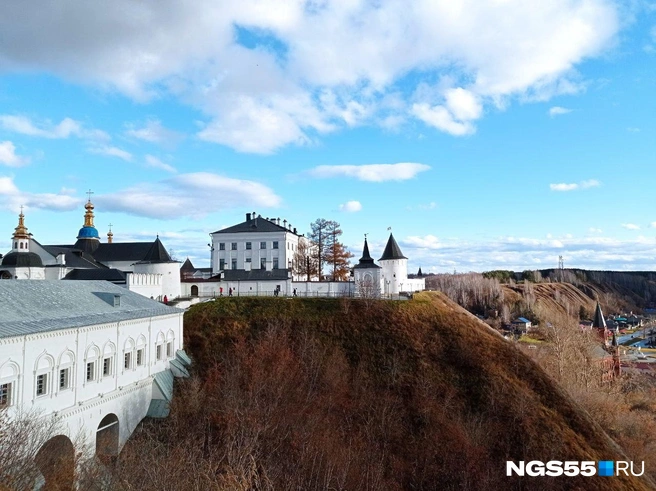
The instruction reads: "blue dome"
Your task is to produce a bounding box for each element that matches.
[77,226,99,239]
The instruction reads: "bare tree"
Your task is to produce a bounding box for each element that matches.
[293,237,319,281]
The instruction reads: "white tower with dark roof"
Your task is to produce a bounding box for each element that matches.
[353,237,381,297]
[379,233,408,295]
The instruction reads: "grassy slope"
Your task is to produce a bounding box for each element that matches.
[183,292,653,490]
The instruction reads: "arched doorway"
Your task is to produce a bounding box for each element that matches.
[96,413,119,463]
[35,435,75,490]
[191,285,199,296]
[0,270,12,279]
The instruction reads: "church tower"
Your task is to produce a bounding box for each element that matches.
[592,301,610,346]
[353,237,381,297]
[73,194,100,253]
[379,233,408,295]
[0,209,45,279]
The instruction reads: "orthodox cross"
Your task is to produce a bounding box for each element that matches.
[86,189,94,202]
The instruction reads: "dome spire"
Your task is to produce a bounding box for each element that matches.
[76,189,100,243]
[83,189,95,228]
[107,223,114,244]
[13,206,29,240]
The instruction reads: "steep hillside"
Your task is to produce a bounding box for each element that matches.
[109,294,653,490]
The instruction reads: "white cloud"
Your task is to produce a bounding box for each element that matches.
[411,103,475,136]
[622,223,640,230]
[145,155,176,173]
[548,106,572,116]
[0,141,29,167]
[651,222,656,228]
[0,1,620,152]
[338,200,362,213]
[89,145,133,161]
[550,183,579,191]
[580,179,600,189]
[0,114,111,144]
[588,227,603,234]
[550,179,601,191]
[307,163,430,182]
[0,176,81,211]
[399,234,656,272]
[125,120,183,147]
[95,172,281,219]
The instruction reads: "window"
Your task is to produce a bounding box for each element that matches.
[156,345,163,361]
[246,242,252,250]
[136,349,144,366]
[59,368,70,390]
[219,243,225,251]
[36,374,48,397]
[260,258,266,269]
[273,241,279,249]
[231,258,237,270]
[273,258,279,269]
[167,341,173,358]
[103,357,112,377]
[231,242,237,250]
[0,382,12,407]
[245,258,251,263]
[260,241,266,249]
[124,352,132,370]
[219,259,225,270]
[86,362,95,382]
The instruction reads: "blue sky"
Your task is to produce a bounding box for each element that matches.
[0,1,654,273]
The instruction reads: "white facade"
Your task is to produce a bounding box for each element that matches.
[380,258,408,295]
[133,261,181,300]
[0,281,185,471]
[210,214,301,275]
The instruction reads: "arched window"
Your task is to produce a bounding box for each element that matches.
[34,353,55,398]
[136,335,147,367]
[0,361,20,408]
[166,330,175,358]
[123,338,135,371]
[102,342,116,378]
[155,332,165,362]
[85,345,100,383]
[57,350,75,392]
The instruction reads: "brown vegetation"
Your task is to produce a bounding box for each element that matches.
[101,294,651,490]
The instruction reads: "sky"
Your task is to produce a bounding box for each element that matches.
[0,0,655,273]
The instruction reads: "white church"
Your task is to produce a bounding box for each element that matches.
[0,200,181,301]
[0,280,188,488]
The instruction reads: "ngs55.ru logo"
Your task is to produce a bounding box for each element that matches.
[507,461,645,477]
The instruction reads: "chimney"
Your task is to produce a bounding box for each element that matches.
[293,228,297,234]
[288,224,292,230]
[283,219,287,228]
[277,217,281,225]
[246,213,251,221]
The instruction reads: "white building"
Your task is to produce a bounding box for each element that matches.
[0,280,187,487]
[353,234,425,296]
[1,201,181,301]
[210,212,301,275]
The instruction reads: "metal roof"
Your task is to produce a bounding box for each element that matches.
[354,238,381,269]
[379,233,407,261]
[212,216,300,236]
[592,302,607,329]
[0,280,181,339]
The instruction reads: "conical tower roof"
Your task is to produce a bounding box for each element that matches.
[181,257,195,271]
[140,237,173,263]
[354,238,381,269]
[379,233,407,261]
[592,302,607,329]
